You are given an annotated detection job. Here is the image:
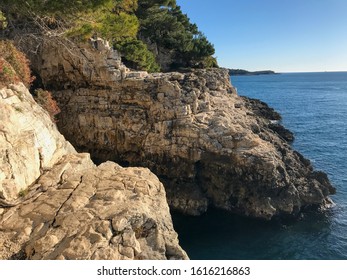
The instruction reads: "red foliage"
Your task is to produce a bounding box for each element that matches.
[0,40,33,87]
[0,58,20,87]
[34,89,61,122]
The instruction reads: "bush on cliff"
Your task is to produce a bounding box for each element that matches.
[0,41,60,121]
[34,89,61,121]
[0,40,32,87]
[115,39,160,72]
[0,11,7,29]
[0,58,18,87]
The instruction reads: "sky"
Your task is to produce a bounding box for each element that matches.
[176,0,347,72]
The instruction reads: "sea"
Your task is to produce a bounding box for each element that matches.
[172,72,347,260]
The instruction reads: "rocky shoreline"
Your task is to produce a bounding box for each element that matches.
[0,38,335,259]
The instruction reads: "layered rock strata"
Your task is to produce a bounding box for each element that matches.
[19,37,335,219]
[0,83,187,260]
[51,68,334,219]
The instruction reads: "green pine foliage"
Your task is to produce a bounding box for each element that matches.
[115,39,160,72]
[0,11,7,29]
[66,11,139,42]
[136,0,218,69]
[0,0,217,72]
[1,0,137,41]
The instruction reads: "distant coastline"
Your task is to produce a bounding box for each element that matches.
[229,69,277,76]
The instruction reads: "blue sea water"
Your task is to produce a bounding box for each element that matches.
[172,72,347,260]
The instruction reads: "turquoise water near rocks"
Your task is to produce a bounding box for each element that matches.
[172,72,347,260]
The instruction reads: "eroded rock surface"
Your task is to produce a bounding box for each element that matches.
[0,83,187,260]
[0,154,187,260]
[52,67,335,219]
[0,83,75,204]
[20,37,140,89]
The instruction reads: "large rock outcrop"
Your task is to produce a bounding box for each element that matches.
[0,83,187,260]
[53,68,335,219]
[19,37,335,220]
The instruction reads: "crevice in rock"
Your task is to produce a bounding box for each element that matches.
[51,175,83,227]
[37,147,44,174]
[4,149,14,180]
[1,132,14,148]
[108,219,117,245]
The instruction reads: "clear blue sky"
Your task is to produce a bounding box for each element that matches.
[176,0,347,72]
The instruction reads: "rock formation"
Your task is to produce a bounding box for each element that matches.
[0,83,187,260]
[0,83,75,204]
[25,38,335,220]
[22,37,139,89]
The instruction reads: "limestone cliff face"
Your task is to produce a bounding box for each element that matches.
[0,83,187,260]
[18,37,335,220]
[53,68,335,219]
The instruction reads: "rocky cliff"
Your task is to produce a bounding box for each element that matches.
[25,38,335,220]
[0,82,187,260]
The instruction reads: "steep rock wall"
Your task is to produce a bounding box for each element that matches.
[0,83,75,203]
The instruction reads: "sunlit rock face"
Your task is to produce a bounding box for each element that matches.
[0,83,187,260]
[50,59,334,219]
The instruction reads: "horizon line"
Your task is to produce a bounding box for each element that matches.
[224,68,347,74]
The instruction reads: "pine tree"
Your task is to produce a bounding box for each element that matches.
[136,0,217,70]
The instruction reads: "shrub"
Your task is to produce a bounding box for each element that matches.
[0,40,33,87]
[34,89,61,121]
[0,11,7,29]
[0,58,19,87]
[115,39,160,72]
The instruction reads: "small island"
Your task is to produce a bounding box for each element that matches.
[229,69,277,76]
